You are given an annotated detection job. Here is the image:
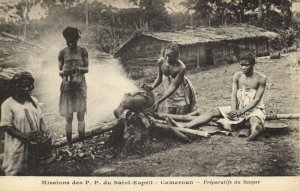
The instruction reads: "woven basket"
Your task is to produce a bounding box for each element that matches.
[29,134,52,158]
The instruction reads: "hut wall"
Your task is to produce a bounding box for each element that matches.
[211,43,224,65]
[202,42,235,66]
[256,37,270,56]
[181,42,238,68]
[118,36,167,68]
[180,45,200,69]
[117,36,272,71]
[235,37,270,58]
[197,45,206,66]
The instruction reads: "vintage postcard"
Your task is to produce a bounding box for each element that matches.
[0,0,299,190]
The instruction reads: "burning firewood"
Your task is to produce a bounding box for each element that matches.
[108,85,212,154]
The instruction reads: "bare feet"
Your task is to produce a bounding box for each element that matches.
[247,125,264,141]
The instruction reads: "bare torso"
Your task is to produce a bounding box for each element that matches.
[159,57,185,78]
[237,71,266,90]
[61,46,85,71]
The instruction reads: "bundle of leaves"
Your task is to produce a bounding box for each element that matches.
[30,131,49,144]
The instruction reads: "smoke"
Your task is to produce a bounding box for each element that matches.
[85,56,139,126]
[24,34,138,130]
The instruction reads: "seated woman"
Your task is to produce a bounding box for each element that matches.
[179,52,267,141]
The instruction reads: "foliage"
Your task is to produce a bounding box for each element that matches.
[169,12,191,30]
[129,0,172,31]
[291,12,300,36]
[1,0,298,52]
[181,0,293,28]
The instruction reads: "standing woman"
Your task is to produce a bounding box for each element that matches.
[58,27,89,148]
[148,43,196,114]
[0,71,44,175]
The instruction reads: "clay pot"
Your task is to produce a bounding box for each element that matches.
[114,89,154,119]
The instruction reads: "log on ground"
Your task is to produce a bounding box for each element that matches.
[52,120,119,149]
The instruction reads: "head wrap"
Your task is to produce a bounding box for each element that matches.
[11,71,34,88]
[10,71,37,108]
[10,71,34,93]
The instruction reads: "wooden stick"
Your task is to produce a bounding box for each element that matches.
[266,113,300,120]
[149,116,191,142]
[154,112,197,122]
[169,126,191,143]
[153,122,209,138]
[24,108,36,131]
[166,117,181,127]
[148,115,167,124]
[165,118,191,142]
[188,109,201,116]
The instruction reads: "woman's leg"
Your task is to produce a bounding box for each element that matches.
[180,108,222,129]
[247,117,264,141]
[77,111,85,144]
[65,115,73,148]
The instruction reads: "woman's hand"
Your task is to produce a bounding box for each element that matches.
[142,84,153,91]
[59,70,65,77]
[71,66,79,74]
[227,110,242,120]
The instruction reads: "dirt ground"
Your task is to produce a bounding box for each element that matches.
[28,51,300,176]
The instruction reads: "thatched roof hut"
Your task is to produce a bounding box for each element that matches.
[114,25,278,69]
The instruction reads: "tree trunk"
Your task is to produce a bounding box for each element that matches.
[258,0,263,19]
[85,0,89,26]
[23,0,28,39]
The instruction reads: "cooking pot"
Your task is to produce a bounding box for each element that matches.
[114,86,154,119]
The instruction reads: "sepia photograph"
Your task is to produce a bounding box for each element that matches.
[0,0,299,190]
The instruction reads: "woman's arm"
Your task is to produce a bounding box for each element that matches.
[157,65,185,105]
[150,58,164,90]
[238,76,267,115]
[58,49,65,77]
[0,100,30,142]
[4,126,30,142]
[78,47,89,74]
[231,72,239,110]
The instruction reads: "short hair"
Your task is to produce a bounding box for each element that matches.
[62,27,81,42]
[240,52,255,65]
[165,43,180,59]
[10,71,34,92]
